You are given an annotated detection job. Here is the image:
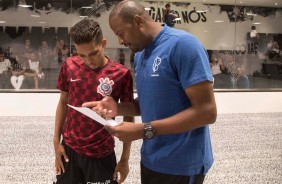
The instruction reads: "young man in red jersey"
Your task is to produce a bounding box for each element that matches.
[53,19,134,184]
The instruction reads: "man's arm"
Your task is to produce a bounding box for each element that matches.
[53,91,69,175]
[105,81,217,142]
[150,81,216,135]
[169,10,178,18]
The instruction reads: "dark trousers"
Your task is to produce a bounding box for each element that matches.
[141,162,205,184]
[55,142,118,184]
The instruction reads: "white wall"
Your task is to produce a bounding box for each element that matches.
[0,92,281,116]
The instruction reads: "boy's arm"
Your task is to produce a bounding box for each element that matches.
[53,91,69,175]
[114,116,133,183]
[113,69,135,183]
[53,91,68,144]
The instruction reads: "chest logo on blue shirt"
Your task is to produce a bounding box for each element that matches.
[97,77,114,96]
[152,56,161,77]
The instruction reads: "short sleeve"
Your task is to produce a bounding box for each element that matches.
[119,70,134,103]
[172,34,213,89]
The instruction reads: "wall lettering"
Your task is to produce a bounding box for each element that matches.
[148,7,207,24]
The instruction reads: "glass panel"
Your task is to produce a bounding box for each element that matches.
[232,0,282,89]
[0,0,281,91]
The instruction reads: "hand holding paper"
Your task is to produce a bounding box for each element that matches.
[67,104,120,126]
[82,96,118,119]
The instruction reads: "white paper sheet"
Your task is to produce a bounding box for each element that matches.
[67,104,120,126]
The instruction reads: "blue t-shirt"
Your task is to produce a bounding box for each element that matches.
[134,25,214,176]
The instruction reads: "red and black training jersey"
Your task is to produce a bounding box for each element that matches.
[57,56,133,158]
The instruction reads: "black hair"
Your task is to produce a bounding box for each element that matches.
[70,19,103,45]
[165,4,170,8]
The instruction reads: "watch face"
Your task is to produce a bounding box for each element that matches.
[145,130,155,139]
[144,123,156,139]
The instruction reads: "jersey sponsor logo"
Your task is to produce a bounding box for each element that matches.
[152,56,161,76]
[70,77,81,82]
[87,180,110,184]
[97,77,114,96]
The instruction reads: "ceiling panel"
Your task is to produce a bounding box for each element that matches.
[146,0,282,7]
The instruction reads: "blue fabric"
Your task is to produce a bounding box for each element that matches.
[134,25,214,176]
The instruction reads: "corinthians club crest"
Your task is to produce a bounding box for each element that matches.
[97,77,114,96]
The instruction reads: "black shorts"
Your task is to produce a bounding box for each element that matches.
[141,162,205,184]
[54,142,118,184]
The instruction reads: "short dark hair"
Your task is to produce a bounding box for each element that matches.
[165,4,170,8]
[70,19,103,45]
[251,25,256,30]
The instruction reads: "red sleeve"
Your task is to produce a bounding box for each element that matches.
[56,61,69,92]
[119,70,134,103]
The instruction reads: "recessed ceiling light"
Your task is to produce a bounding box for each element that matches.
[196,10,208,13]
[275,3,278,6]
[246,13,257,16]
[31,14,40,18]
[80,16,88,18]
[18,4,33,8]
[253,22,261,25]
[214,20,224,23]
[81,6,92,9]
[174,18,181,21]
[240,1,243,4]
[204,30,209,33]
[0,21,6,23]
[38,21,46,24]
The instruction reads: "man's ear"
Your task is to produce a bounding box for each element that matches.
[102,38,107,48]
[133,15,144,27]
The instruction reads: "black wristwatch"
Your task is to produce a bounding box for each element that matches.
[143,123,156,139]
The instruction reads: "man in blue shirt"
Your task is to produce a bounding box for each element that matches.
[83,1,217,184]
[163,3,178,27]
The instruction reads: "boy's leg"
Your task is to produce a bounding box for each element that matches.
[55,142,84,184]
[81,152,118,184]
